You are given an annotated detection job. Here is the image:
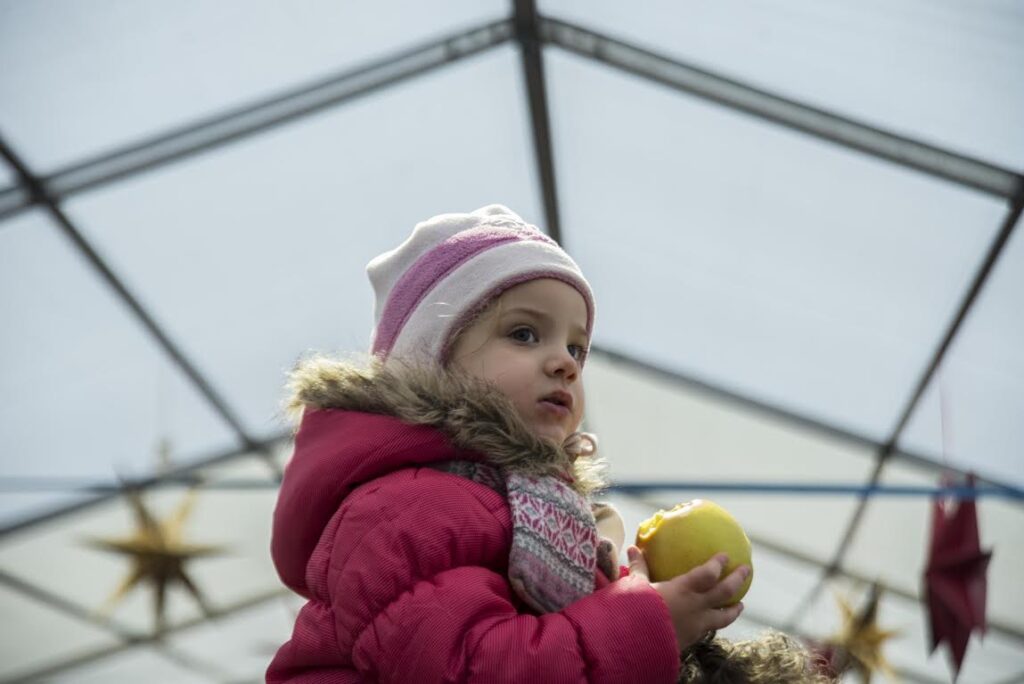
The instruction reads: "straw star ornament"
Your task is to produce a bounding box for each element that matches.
[823,583,901,683]
[84,485,224,634]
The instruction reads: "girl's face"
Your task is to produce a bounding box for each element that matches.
[449,278,589,447]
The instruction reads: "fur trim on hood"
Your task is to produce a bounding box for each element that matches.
[286,356,608,496]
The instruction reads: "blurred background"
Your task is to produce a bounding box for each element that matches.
[1,1,1022,682]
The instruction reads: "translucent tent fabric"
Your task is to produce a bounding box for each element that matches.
[545,47,1010,453]
[541,0,1024,169]
[59,43,542,433]
[0,0,508,171]
[901,224,1024,486]
[1,44,543,519]
[2,1,1023,683]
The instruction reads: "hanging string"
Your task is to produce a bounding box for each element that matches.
[939,369,952,470]
[155,361,175,474]
[936,365,977,504]
[938,368,954,499]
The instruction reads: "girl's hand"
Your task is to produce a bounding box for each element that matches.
[627,545,747,651]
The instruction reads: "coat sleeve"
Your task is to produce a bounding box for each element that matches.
[328,470,680,684]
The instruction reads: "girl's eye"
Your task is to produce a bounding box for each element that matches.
[568,344,588,363]
[509,326,538,343]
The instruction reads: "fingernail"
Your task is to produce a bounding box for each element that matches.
[627,547,638,562]
[740,566,750,579]
[716,553,729,565]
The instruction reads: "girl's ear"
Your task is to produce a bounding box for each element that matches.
[563,431,597,459]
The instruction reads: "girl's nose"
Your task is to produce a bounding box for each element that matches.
[545,346,579,380]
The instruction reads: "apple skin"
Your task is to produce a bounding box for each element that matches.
[635,499,753,606]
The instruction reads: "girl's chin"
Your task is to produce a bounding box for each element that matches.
[531,424,570,447]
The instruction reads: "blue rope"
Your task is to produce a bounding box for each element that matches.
[0,477,1021,499]
[609,482,1023,499]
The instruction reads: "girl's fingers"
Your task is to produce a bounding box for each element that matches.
[677,554,729,593]
[705,565,750,607]
[626,546,649,582]
[706,602,744,631]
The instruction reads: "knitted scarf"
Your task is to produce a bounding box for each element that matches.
[437,460,606,614]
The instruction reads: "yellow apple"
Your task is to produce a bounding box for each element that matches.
[635,499,753,605]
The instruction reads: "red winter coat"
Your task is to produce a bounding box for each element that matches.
[267,361,679,683]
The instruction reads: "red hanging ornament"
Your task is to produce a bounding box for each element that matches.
[923,473,992,679]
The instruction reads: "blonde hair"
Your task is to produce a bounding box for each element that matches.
[442,295,504,366]
[679,632,835,683]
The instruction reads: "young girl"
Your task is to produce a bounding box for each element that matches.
[267,205,829,683]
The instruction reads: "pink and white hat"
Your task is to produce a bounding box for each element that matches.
[368,204,594,364]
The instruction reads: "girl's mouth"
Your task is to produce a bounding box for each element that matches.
[538,400,572,418]
[538,390,573,417]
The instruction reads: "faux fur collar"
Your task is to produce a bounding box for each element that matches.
[286,356,607,496]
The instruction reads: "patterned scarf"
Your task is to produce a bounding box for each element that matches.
[437,460,608,613]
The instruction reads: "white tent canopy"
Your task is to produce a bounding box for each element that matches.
[1,2,1022,682]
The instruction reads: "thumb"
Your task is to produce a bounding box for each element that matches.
[627,546,650,581]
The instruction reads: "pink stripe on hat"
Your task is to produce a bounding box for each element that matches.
[373,226,553,357]
[367,205,594,364]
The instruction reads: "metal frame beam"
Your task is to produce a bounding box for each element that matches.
[0,572,286,683]
[0,138,279,481]
[0,569,246,683]
[787,194,1024,628]
[0,19,514,221]
[0,433,289,540]
[513,0,562,243]
[592,346,1024,501]
[541,18,1023,201]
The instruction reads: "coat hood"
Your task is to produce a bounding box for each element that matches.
[271,357,607,595]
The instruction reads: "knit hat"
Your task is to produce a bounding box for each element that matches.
[367,204,594,363]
